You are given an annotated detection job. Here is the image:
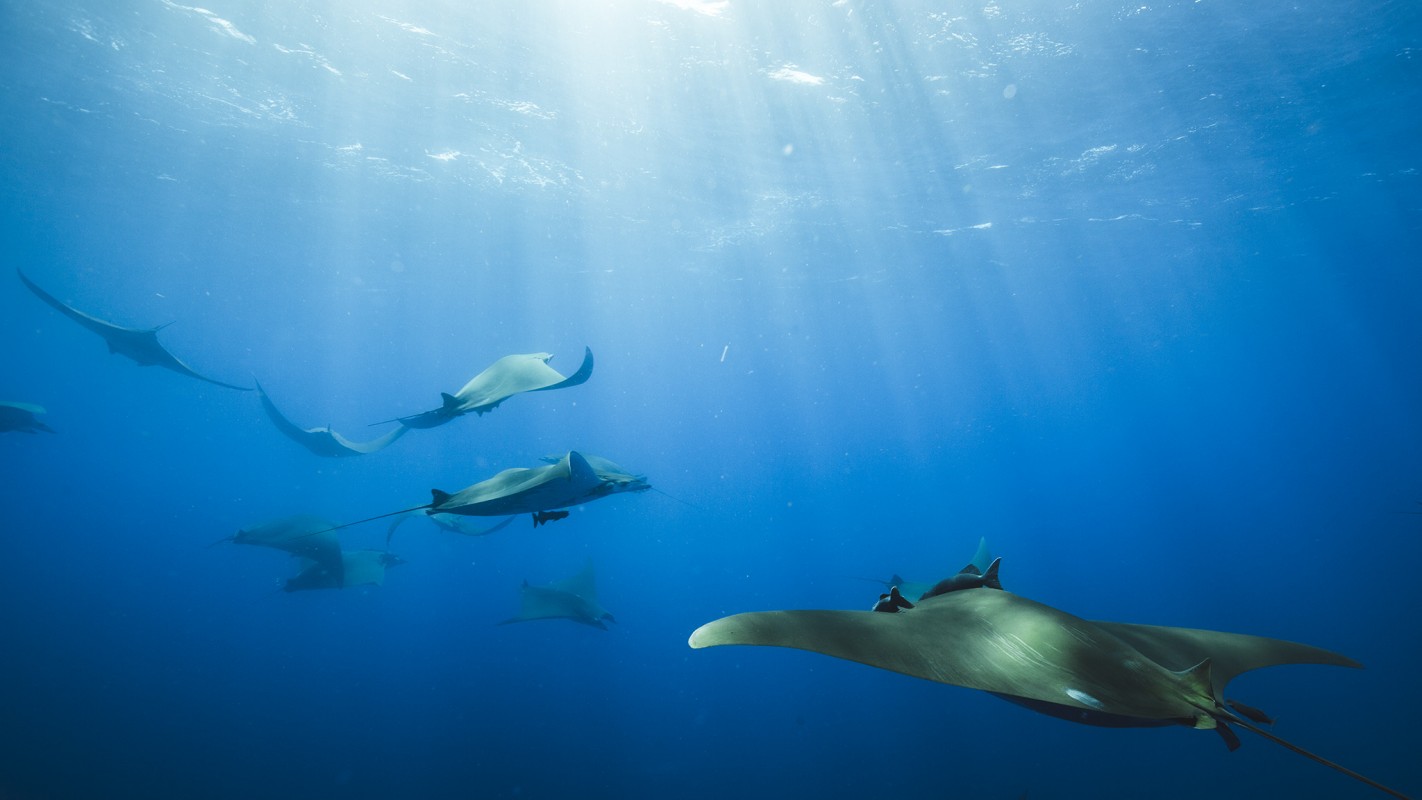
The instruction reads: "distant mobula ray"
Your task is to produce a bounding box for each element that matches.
[215,514,345,586]
[257,381,407,457]
[284,550,405,592]
[691,562,1411,799]
[18,270,251,391]
[213,514,404,592]
[0,401,55,433]
[216,514,344,567]
[500,561,616,629]
[381,348,594,429]
[313,450,650,535]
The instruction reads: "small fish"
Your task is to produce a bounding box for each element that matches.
[532,509,570,527]
[872,585,915,613]
[1227,698,1277,726]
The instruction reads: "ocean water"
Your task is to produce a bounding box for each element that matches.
[1,1,1419,798]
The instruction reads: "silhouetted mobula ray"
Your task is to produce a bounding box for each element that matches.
[256,382,408,457]
[0,401,54,433]
[500,561,615,629]
[428,450,649,517]
[690,588,1412,799]
[284,550,405,592]
[388,347,594,429]
[384,510,516,546]
[17,270,252,391]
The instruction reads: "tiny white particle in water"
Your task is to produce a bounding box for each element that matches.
[1003,84,1017,99]
[782,144,794,156]
[720,345,729,362]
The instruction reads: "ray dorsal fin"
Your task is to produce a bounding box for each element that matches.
[431,489,453,507]
[566,451,596,483]
[981,557,1002,590]
[440,392,460,409]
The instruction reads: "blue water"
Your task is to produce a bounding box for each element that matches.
[2,2,1419,798]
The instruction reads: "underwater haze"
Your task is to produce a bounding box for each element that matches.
[2,1,1420,798]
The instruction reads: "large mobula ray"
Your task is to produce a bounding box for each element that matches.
[690,571,1411,799]
[18,270,251,391]
[256,381,407,457]
[385,348,594,429]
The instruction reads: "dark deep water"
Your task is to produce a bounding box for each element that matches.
[2,2,1420,798]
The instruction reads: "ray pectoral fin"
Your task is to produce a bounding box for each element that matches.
[689,610,925,679]
[328,423,407,455]
[256,381,311,440]
[18,269,92,324]
[557,346,595,388]
[161,345,252,390]
[187,370,253,391]
[258,382,398,454]
[19,269,141,342]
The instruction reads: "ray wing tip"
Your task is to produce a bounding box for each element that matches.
[689,619,733,648]
[688,624,710,648]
